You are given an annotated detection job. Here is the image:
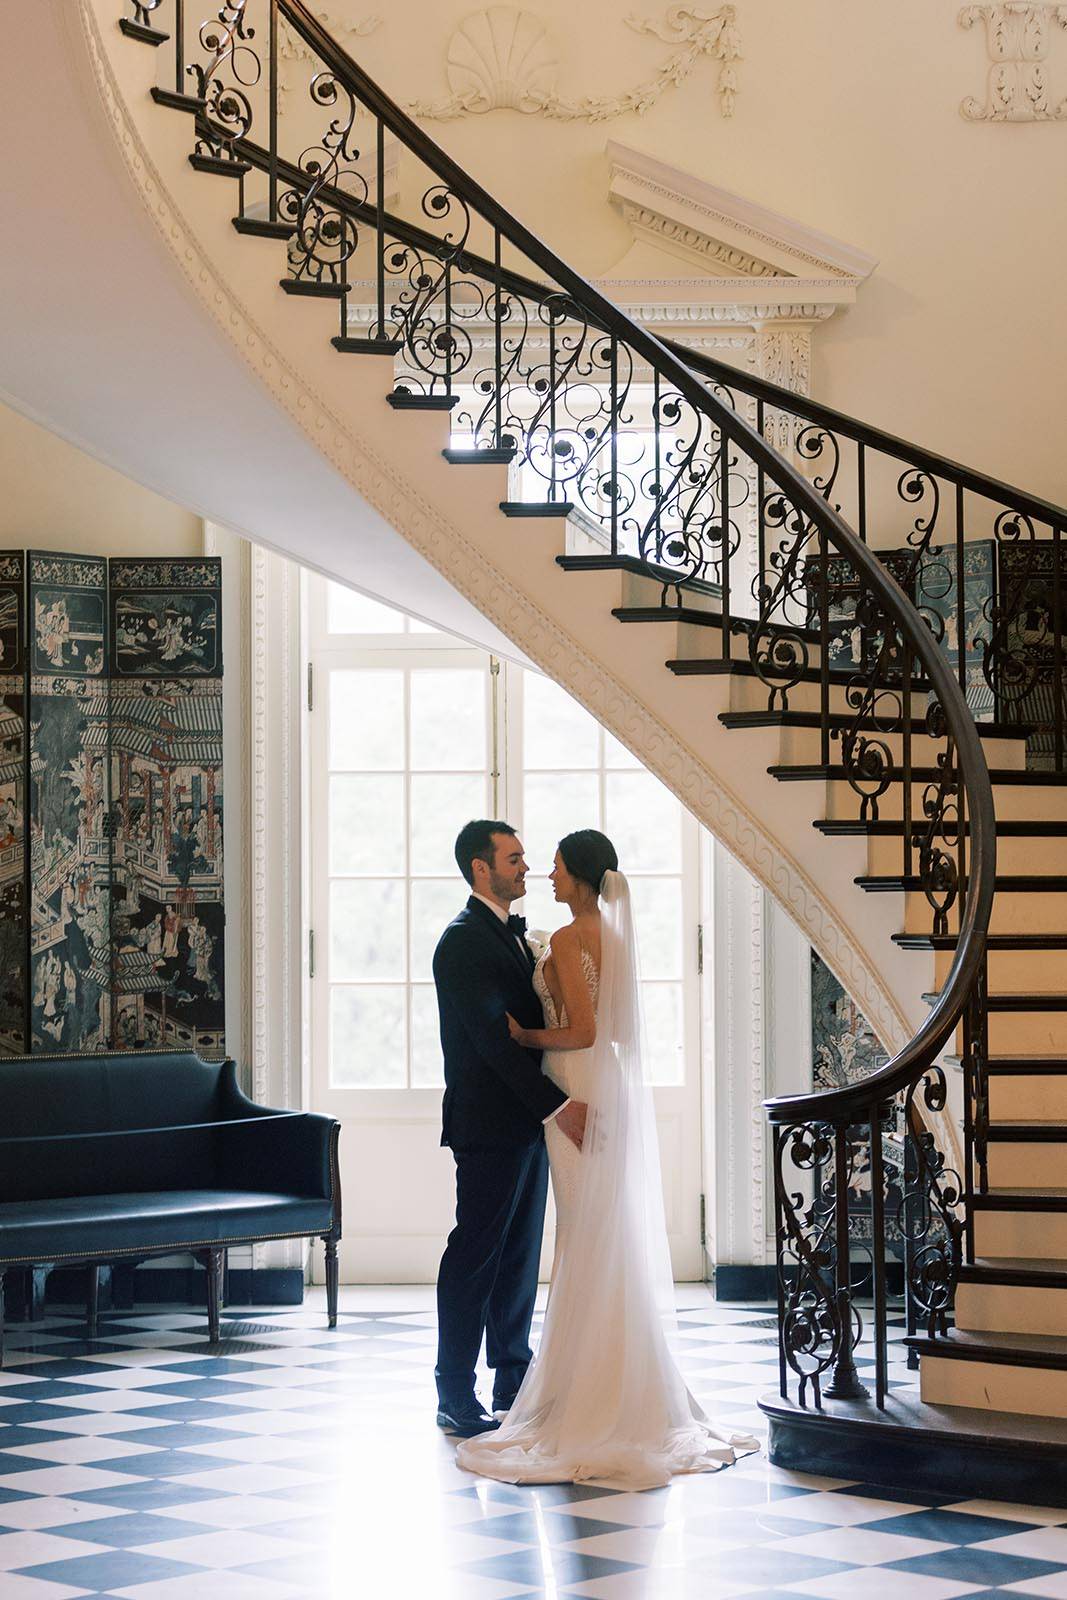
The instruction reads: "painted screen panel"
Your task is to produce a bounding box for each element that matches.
[109,559,224,1058]
[0,553,26,1053]
[27,552,110,1052]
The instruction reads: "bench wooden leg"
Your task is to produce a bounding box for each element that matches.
[86,1265,101,1339]
[324,1236,339,1330]
[202,1249,224,1345]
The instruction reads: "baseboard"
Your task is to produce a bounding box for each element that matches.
[714,1263,906,1300]
[10,1264,306,1310]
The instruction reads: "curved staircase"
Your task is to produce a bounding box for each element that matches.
[18,0,1067,1501]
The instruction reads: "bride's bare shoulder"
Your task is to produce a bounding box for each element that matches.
[551,922,578,949]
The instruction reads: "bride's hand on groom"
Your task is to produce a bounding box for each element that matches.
[556,1100,588,1151]
[506,1012,531,1047]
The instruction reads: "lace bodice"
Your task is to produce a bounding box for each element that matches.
[532,943,600,1028]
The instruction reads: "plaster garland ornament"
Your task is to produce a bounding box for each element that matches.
[406,3,742,122]
[960,2,1067,121]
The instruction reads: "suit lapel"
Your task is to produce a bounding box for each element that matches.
[466,896,533,979]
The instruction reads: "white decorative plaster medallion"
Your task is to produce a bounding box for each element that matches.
[960,3,1067,120]
[407,4,742,121]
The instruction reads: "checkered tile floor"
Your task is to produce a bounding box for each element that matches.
[0,1288,1064,1597]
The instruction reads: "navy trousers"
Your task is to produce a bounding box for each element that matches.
[435,1140,549,1409]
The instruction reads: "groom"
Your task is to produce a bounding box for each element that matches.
[432,819,588,1437]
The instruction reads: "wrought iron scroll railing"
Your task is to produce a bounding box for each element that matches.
[118,0,1010,1410]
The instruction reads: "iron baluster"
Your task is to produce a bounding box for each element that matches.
[175,0,185,94]
[818,528,830,767]
[268,0,278,222]
[548,300,558,501]
[756,399,767,601]
[493,229,503,452]
[653,368,662,562]
[868,1107,888,1408]
[902,643,913,879]
[720,428,731,659]
[444,257,453,397]
[1055,525,1064,773]
[955,483,966,700]
[857,441,867,544]
[823,1123,868,1400]
[610,334,619,556]
[375,120,386,342]
[773,1126,789,1401]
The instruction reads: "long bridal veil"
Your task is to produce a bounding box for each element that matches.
[458,870,759,1489]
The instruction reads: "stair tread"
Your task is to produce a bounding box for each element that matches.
[961,1255,1067,1278]
[908,1328,1067,1365]
[987,1058,1067,1072]
[895,934,1067,950]
[820,820,1067,837]
[986,1121,1067,1138]
[721,709,1030,741]
[862,875,1067,891]
[974,1188,1067,1208]
[772,764,1067,785]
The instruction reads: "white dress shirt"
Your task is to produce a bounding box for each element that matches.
[471,892,570,1124]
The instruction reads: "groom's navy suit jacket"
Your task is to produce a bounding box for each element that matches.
[433,896,567,1149]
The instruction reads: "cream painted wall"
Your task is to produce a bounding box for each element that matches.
[331,0,1067,505]
[0,400,201,553]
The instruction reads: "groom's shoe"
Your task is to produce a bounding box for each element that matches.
[436,1401,501,1438]
[492,1393,519,1418]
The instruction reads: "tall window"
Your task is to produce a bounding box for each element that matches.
[309,579,697,1091]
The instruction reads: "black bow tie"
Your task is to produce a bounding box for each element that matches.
[507,914,527,936]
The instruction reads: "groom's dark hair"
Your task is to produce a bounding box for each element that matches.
[455,819,517,887]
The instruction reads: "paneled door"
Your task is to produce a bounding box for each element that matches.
[307,580,705,1282]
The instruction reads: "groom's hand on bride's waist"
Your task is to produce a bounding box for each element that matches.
[555,1100,588,1150]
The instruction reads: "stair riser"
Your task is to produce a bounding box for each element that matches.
[989,1076,1067,1121]
[826,781,1067,824]
[920,1354,1067,1419]
[975,1210,1067,1257]
[955,1281,1067,1337]
[776,725,1026,771]
[905,892,1067,936]
[987,1141,1067,1188]
[932,946,1067,991]
[874,834,1067,878]
[947,1010,1067,1055]
[619,569,721,614]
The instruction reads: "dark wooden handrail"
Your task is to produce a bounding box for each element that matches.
[278,0,997,1126]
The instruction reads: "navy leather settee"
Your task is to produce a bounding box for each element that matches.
[0,1050,341,1361]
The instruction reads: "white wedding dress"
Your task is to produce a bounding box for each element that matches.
[457,872,759,1491]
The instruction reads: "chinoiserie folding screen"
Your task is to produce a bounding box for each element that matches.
[0,552,225,1058]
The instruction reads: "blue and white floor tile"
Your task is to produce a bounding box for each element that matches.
[0,1288,1064,1595]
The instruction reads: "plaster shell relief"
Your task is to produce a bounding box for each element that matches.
[407,4,742,121]
[77,0,912,1065]
[960,3,1067,120]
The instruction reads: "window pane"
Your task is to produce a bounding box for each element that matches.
[641,982,684,1085]
[330,879,405,980]
[329,670,404,771]
[327,584,404,634]
[330,986,406,1086]
[410,984,445,1086]
[410,879,466,981]
[629,877,682,980]
[522,772,599,878]
[410,669,485,770]
[605,771,682,873]
[410,772,488,874]
[603,730,641,768]
[523,673,599,770]
[329,775,404,875]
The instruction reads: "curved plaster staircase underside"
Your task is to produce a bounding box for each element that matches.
[2,0,960,1058]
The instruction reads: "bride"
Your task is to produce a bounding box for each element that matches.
[457,828,759,1490]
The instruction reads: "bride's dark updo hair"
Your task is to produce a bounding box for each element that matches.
[558,829,619,894]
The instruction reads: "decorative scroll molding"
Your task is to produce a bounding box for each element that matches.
[960,3,1067,120]
[756,326,812,452]
[407,4,741,122]
[81,0,913,1070]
